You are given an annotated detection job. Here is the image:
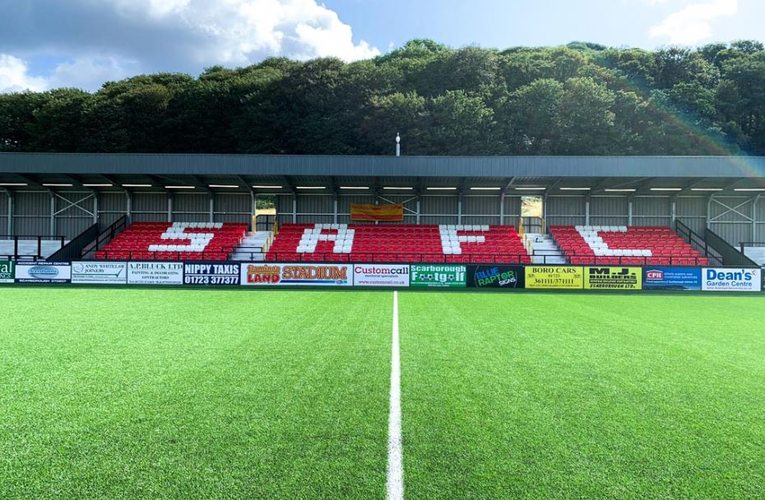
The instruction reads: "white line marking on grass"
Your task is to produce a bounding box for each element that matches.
[387,290,404,500]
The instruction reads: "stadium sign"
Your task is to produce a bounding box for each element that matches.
[701,268,761,292]
[643,267,701,291]
[184,263,240,285]
[353,264,409,287]
[584,267,642,290]
[71,261,128,284]
[410,264,466,288]
[467,265,524,289]
[15,262,71,283]
[241,263,352,286]
[525,266,584,289]
[0,260,14,283]
[127,262,183,285]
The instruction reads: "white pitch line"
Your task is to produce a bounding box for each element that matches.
[387,290,404,500]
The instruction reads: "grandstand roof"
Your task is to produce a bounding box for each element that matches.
[1,153,764,194]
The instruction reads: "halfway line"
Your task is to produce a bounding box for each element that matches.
[387,290,404,500]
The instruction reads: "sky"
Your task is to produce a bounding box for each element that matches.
[0,0,762,93]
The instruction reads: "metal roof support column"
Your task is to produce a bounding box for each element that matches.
[752,194,761,242]
[5,190,12,235]
[499,192,505,226]
[543,191,549,232]
[209,192,214,223]
[49,190,55,237]
[416,196,421,225]
[585,196,590,226]
[457,192,463,225]
[671,196,677,227]
[125,190,132,222]
[333,195,338,225]
[93,190,99,225]
[706,195,713,229]
[627,196,634,226]
[292,194,297,224]
[167,192,173,223]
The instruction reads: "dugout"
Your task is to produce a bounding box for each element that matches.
[0,153,764,264]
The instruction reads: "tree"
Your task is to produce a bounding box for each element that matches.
[506,79,564,154]
[555,77,616,154]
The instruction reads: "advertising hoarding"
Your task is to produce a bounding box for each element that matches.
[127,262,184,285]
[467,265,524,289]
[353,264,409,287]
[0,260,14,283]
[643,267,701,290]
[525,266,584,289]
[410,265,466,288]
[184,263,240,285]
[701,268,761,292]
[71,261,128,284]
[584,267,642,290]
[241,264,352,286]
[15,262,71,283]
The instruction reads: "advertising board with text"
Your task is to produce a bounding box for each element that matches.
[467,265,524,289]
[643,267,701,290]
[701,268,761,292]
[584,267,642,290]
[15,262,71,283]
[353,264,409,287]
[0,260,14,283]
[410,265,466,288]
[127,262,183,285]
[184,263,240,285]
[525,266,584,289]
[71,261,128,284]
[241,263,352,286]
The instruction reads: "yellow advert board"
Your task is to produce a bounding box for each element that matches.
[584,267,642,290]
[525,266,584,289]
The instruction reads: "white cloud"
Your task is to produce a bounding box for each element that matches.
[47,56,137,90]
[649,0,738,45]
[0,0,379,91]
[0,54,48,93]
[105,0,380,64]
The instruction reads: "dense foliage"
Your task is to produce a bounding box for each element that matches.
[2,40,764,155]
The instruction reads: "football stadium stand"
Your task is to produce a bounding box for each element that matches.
[550,225,709,266]
[265,223,531,264]
[95,222,248,261]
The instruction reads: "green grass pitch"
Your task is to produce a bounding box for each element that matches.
[1,288,763,498]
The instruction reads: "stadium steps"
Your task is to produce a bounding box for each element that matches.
[230,231,272,261]
[525,234,568,264]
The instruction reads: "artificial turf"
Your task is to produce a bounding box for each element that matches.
[1,288,764,498]
[0,288,391,498]
[399,292,765,499]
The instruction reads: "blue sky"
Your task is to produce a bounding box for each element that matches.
[0,0,762,92]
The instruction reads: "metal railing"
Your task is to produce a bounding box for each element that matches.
[48,224,99,262]
[81,216,128,258]
[229,246,267,261]
[675,221,724,266]
[266,251,531,264]
[704,227,758,267]
[740,242,765,250]
[92,247,237,261]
